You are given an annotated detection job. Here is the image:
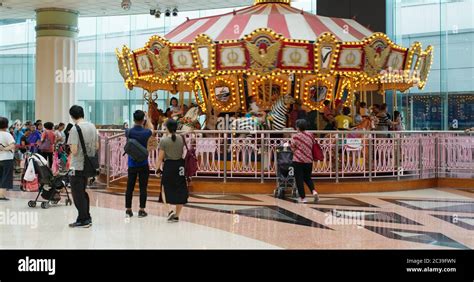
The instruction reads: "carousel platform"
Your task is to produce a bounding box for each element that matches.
[106,176,474,196]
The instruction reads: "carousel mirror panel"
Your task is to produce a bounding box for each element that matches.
[207,75,240,113]
[301,76,335,111]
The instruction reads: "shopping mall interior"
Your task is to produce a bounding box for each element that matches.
[0,0,473,266]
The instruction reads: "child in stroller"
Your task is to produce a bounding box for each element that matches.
[24,153,72,209]
[273,145,297,199]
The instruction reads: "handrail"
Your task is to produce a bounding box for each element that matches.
[99,129,471,135]
[100,129,474,187]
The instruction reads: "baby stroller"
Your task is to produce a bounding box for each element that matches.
[273,145,297,199]
[25,153,73,209]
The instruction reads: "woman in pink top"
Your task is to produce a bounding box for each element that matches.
[290,119,319,203]
[39,122,56,168]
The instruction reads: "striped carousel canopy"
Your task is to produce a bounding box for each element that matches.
[165,0,373,43]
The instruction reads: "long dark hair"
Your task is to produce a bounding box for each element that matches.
[64,123,74,143]
[394,111,401,120]
[170,97,178,106]
[165,119,178,142]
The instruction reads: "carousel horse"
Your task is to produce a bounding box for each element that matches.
[177,105,202,132]
[231,94,296,136]
[146,100,167,130]
[200,109,220,138]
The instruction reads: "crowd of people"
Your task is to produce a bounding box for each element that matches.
[295,99,404,132]
[8,120,70,172]
[0,97,406,226]
[0,104,190,229]
[246,96,404,132]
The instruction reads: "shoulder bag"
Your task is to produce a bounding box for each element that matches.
[75,125,99,177]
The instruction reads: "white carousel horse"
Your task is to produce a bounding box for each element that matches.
[178,105,202,132]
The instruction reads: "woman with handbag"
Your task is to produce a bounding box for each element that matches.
[290,119,320,203]
[156,119,188,223]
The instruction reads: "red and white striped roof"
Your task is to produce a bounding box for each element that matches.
[165,2,373,43]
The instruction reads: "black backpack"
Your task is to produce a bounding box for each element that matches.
[123,129,149,163]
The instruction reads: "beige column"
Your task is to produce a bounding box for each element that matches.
[35,8,79,123]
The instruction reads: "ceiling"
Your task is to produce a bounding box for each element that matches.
[0,0,254,20]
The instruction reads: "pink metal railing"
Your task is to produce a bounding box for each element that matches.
[100,130,474,185]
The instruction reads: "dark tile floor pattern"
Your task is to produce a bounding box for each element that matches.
[186,203,332,230]
[364,226,469,250]
[431,214,474,230]
[190,194,262,202]
[382,198,474,213]
[286,196,378,208]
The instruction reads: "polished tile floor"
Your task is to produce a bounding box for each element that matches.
[1,187,473,249]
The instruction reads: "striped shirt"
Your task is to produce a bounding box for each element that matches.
[290,131,314,163]
[376,113,391,130]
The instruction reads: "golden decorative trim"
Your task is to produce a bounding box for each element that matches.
[254,0,291,5]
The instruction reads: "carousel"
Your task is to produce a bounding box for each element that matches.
[115,0,434,131]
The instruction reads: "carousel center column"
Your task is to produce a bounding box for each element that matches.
[35,8,79,123]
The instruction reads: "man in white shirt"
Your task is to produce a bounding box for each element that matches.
[0,117,16,201]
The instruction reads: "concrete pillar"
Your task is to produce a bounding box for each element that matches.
[35,8,79,123]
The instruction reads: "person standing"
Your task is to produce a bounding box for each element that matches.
[19,128,31,154]
[39,122,56,168]
[125,110,152,218]
[67,105,98,228]
[28,123,42,153]
[54,123,66,145]
[13,120,22,144]
[290,119,319,203]
[0,117,16,201]
[156,119,188,223]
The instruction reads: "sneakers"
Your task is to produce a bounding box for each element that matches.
[312,191,320,202]
[69,220,92,228]
[167,211,179,223]
[0,197,10,201]
[126,210,134,218]
[168,215,179,223]
[297,197,307,203]
[138,210,148,218]
[167,211,175,221]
